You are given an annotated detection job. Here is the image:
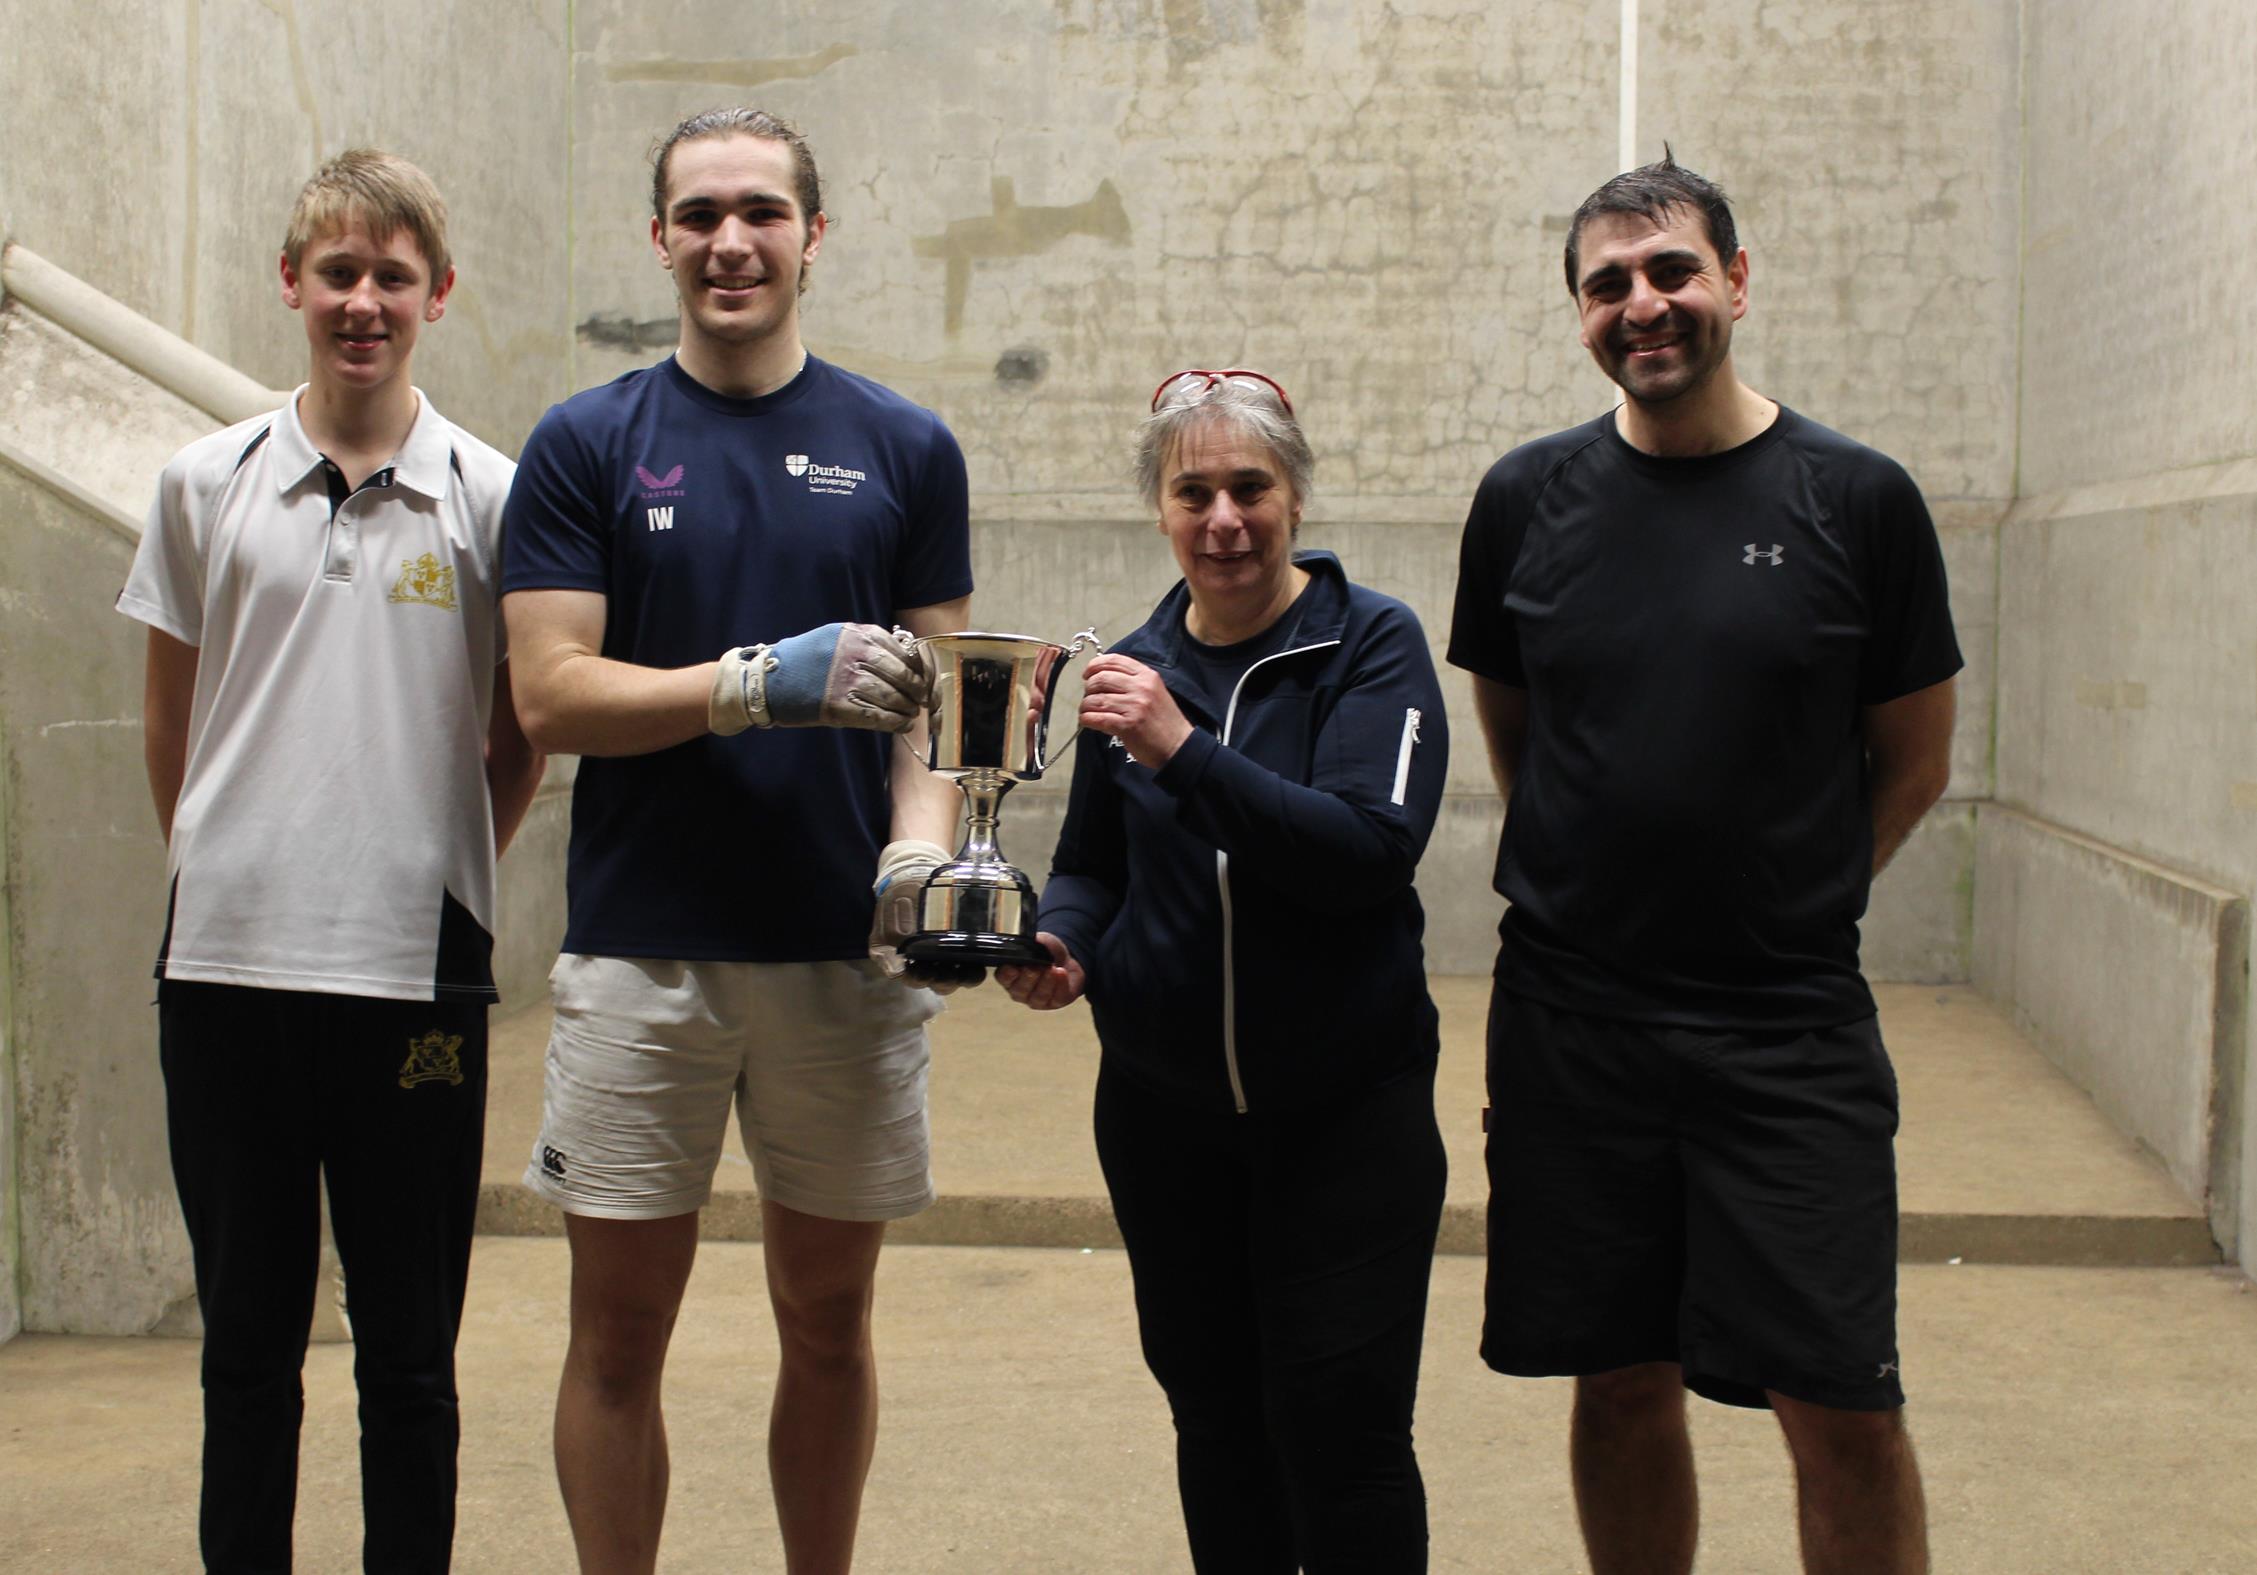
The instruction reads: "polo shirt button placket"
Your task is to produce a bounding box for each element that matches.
[320,460,355,583]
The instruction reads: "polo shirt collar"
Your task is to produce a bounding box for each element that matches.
[270,386,453,501]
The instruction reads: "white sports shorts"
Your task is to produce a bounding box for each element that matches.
[523,954,942,1222]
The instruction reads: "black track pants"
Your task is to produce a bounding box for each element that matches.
[159,982,487,1573]
[1094,1057,1446,1574]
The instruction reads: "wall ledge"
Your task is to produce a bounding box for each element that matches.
[1982,803,2244,904]
[0,245,282,428]
[0,435,139,544]
[1973,803,2248,1252]
[2005,456,2257,526]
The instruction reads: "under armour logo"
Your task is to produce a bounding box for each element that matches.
[541,1145,568,1179]
[1744,543,1785,566]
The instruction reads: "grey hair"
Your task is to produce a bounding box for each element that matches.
[1135,374,1314,512]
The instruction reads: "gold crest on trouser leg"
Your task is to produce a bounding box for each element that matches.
[398,1030,467,1088]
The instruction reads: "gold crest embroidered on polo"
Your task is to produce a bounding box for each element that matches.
[387,553,459,610]
[399,1030,467,1088]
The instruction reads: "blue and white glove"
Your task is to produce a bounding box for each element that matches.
[869,838,983,994]
[709,623,931,736]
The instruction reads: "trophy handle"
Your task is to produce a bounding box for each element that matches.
[1062,628,1104,659]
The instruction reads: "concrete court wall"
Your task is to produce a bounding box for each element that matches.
[1979,0,2257,1258]
[0,283,232,1342]
[1624,0,2018,978]
[0,289,574,1335]
[561,0,2009,975]
[0,448,190,1340]
[0,0,2011,978]
[0,0,575,461]
[0,0,578,1335]
[0,0,2076,1333]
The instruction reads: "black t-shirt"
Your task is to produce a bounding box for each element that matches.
[1174,599,1306,726]
[1447,406,1962,1029]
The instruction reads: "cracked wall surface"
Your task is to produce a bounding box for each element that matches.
[1635,0,2018,836]
[562,0,2000,980]
[11,0,2193,1324]
[0,0,574,457]
[569,0,1618,500]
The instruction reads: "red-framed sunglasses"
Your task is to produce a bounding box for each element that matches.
[1149,368,1295,417]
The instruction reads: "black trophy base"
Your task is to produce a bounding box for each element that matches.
[901,930,1049,969]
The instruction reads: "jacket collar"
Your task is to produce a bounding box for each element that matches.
[1119,549,1352,677]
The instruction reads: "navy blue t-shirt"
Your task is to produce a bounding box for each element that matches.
[1448,406,1961,1029]
[502,355,973,961]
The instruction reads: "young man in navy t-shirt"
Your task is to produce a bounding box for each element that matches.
[501,108,973,1572]
[1449,155,1959,1574]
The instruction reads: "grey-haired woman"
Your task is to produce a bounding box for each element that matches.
[1001,369,1451,1572]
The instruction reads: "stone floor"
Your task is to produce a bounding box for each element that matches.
[482,981,2215,1265]
[4,1245,2256,1571]
[3,981,2251,1571]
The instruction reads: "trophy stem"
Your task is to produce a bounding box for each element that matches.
[954,771,1015,864]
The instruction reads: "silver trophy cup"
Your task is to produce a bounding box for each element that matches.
[903,629,1102,968]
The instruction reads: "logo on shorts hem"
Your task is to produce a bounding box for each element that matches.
[398,1030,466,1088]
[540,1145,569,1179]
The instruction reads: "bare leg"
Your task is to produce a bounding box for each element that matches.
[553,1212,700,1575]
[1771,1393,1928,1575]
[1571,1363,1698,1575]
[763,1201,888,1575]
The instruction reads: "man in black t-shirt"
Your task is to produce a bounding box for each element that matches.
[1449,154,1958,1574]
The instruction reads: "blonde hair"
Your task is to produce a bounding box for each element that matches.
[282,149,451,282]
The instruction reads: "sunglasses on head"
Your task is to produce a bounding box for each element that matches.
[1149,368,1295,417]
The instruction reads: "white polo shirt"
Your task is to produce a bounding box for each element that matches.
[117,389,516,1002]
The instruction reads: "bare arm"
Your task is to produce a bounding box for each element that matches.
[485,660,547,856]
[1470,675,1529,805]
[887,597,970,848]
[502,588,714,757]
[1866,676,1956,875]
[143,628,199,843]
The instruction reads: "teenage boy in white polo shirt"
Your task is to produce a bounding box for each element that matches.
[116,149,544,1572]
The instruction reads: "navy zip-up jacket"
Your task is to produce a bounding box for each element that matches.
[1038,551,1449,1112]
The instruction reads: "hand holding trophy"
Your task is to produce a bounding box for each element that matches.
[892,628,1102,968]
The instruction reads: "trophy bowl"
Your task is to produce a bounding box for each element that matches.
[903,629,1100,967]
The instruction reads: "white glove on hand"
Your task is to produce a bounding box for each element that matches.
[709,623,931,736]
[869,838,983,995]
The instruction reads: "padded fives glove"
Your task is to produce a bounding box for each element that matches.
[869,838,983,995]
[870,839,949,964]
[769,622,929,731]
[710,623,931,735]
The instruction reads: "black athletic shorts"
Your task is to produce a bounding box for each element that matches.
[1481,987,1904,1411]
